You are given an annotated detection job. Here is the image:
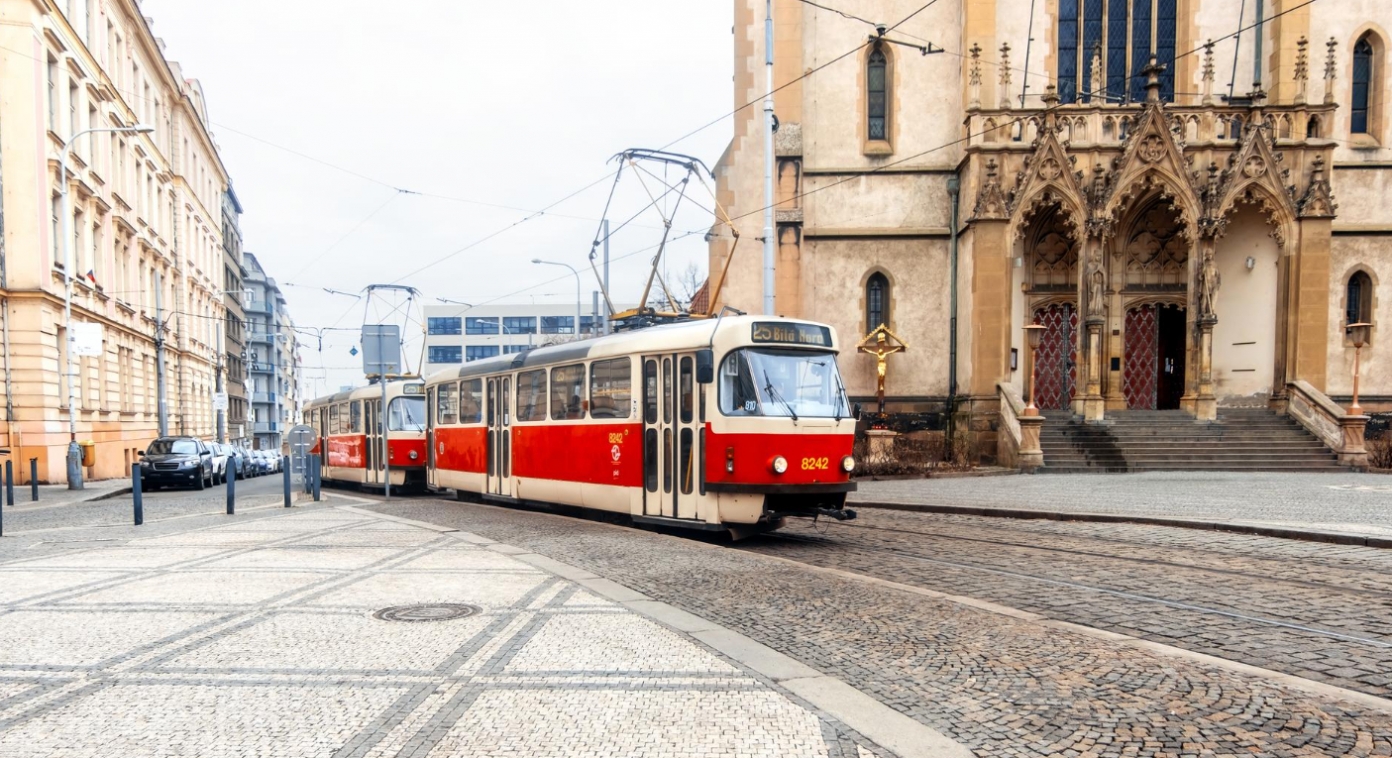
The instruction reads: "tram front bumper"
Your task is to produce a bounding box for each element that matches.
[705,481,857,521]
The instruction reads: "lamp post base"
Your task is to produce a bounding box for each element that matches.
[66,442,84,490]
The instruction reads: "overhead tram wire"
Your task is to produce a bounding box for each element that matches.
[790,0,880,28]
[719,0,1322,229]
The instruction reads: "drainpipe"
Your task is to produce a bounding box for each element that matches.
[946,174,961,457]
[1252,0,1264,92]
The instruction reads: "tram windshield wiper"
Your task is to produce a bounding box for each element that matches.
[763,370,798,423]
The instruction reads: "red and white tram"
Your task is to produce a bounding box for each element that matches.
[424,315,857,536]
[306,380,429,491]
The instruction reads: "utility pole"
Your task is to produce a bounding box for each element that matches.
[762,0,776,316]
[155,270,169,437]
[601,218,611,334]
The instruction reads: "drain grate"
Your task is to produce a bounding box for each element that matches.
[373,603,481,622]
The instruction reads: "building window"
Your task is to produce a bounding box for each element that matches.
[1056,0,1175,104]
[1347,271,1374,325]
[46,55,58,130]
[867,46,888,141]
[502,344,528,355]
[866,273,889,333]
[465,345,499,362]
[580,315,602,335]
[428,346,462,364]
[503,316,536,334]
[427,317,461,335]
[465,317,500,335]
[540,316,575,334]
[1352,35,1374,135]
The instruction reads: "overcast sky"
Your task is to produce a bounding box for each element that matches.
[143,0,733,397]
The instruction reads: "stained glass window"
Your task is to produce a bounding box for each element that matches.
[868,47,888,141]
[1057,0,1079,103]
[1109,0,1129,101]
[866,273,889,333]
[1353,36,1373,134]
[1347,271,1372,324]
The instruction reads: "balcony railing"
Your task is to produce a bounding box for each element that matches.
[249,362,273,374]
[252,391,277,404]
[253,421,278,434]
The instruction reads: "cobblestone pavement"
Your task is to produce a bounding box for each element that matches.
[0,501,887,758]
[853,472,1392,536]
[749,511,1392,697]
[2,471,291,534]
[369,497,1392,758]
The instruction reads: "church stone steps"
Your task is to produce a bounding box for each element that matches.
[1036,408,1345,473]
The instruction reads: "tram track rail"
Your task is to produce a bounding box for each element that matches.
[824,518,1392,600]
[751,529,1392,652]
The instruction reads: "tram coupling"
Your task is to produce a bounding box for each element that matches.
[818,507,857,521]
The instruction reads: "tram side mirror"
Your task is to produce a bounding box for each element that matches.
[695,349,715,384]
[853,403,863,421]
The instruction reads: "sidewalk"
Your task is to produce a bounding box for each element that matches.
[0,501,957,758]
[3,479,130,510]
[851,471,1392,546]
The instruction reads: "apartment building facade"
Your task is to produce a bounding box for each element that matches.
[242,252,298,453]
[421,303,618,377]
[0,0,232,482]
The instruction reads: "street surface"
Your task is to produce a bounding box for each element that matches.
[369,494,1392,758]
[1,471,291,535]
[0,495,895,758]
[853,472,1392,537]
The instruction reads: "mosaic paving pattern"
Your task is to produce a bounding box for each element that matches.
[0,511,887,757]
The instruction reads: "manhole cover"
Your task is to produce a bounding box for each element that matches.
[373,604,480,622]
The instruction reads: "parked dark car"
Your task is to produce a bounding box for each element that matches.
[226,446,250,479]
[139,437,214,490]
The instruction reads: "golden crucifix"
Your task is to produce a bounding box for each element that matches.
[856,324,909,413]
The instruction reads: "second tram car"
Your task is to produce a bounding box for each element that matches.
[424,315,856,536]
[306,380,429,491]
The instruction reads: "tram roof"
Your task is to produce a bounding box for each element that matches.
[305,378,424,408]
[422,314,838,385]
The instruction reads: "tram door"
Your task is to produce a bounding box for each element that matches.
[426,387,438,489]
[365,399,380,485]
[486,376,512,497]
[642,354,700,519]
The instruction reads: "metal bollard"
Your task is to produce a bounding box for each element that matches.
[5,460,13,507]
[282,456,291,508]
[30,458,38,501]
[226,461,236,515]
[312,455,321,502]
[131,462,143,526]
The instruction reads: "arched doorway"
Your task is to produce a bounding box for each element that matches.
[1019,204,1080,411]
[1118,199,1190,410]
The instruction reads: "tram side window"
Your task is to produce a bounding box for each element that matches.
[516,370,548,422]
[329,404,340,434]
[550,364,587,420]
[643,360,658,424]
[438,383,458,425]
[459,379,483,424]
[590,358,631,419]
[350,401,362,433]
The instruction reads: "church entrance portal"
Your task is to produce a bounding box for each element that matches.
[1123,304,1187,410]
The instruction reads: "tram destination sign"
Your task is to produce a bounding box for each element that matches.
[751,322,832,347]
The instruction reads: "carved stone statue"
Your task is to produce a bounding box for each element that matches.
[1085,248,1105,318]
[1196,250,1220,317]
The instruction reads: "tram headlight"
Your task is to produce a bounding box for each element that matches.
[770,455,788,475]
[409,450,419,461]
[841,455,856,473]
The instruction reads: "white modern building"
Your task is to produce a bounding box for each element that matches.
[422,303,629,375]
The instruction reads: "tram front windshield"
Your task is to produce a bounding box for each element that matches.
[719,349,849,419]
[389,397,426,431]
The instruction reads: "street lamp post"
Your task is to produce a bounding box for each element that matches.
[1347,322,1373,415]
[61,124,153,489]
[532,259,583,338]
[1023,324,1048,417]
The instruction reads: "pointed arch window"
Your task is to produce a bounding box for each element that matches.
[1055,0,1175,104]
[867,46,888,142]
[1352,35,1374,135]
[866,273,889,333]
[1347,271,1373,325]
